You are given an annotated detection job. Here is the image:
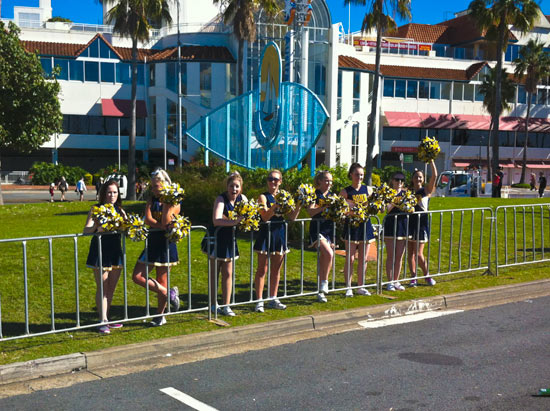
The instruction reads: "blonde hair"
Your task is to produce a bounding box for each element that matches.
[225,171,243,188]
[268,169,282,180]
[314,170,331,188]
[151,168,171,185]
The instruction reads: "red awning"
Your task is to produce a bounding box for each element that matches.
[418,113,455,129]
[101,99,147,118]
[385,111,422,128]
[454,114,491,130]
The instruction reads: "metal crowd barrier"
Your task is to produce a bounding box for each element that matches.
[379,207,494,289]
[494,204,550,275]
[2,204,539,341]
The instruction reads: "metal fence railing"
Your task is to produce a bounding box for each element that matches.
[4,204,549,341]
[494,204,550,275]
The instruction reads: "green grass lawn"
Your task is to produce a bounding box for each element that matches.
[0,196,549,366]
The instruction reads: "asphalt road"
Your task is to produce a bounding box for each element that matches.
[1,296,549,410]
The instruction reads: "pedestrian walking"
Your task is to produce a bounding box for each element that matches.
[76,177,87,201]
[539,172,547,198]
[57,176,68,202]
[49,183,55,202]
[95,177,104,201]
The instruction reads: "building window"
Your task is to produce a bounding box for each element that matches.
[226,63,235,99]
[474,84,484,101]
[180,62,187,96]
[150,97,156,139]
[85,61,99,82]
[383,79,394,97]
[149,64,155,87]
[407,80,417,98]
[453,83,463,100]
[116,63,131,84]
[62,115,145,136]
[166,62,177,93]
[395,80,406,98]
[167,99,177,141]
[418,81,429,99]
[54,58,69,80]
[200,62,212,108]
[463,83,474,101]
[353,72,360,112]
[182,105,188,151]
[441,81,451,100]
[101,62,115,83]
[429,81,441,99]
[40,57,52,76]
[351,123,359,163]
[337,71,342,120]
[69,60,83,81]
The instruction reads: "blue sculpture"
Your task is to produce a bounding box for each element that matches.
[185,42,329,173]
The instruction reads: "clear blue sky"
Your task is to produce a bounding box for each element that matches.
[2,0,549,31]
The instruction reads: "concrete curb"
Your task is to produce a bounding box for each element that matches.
[1,279,550,385]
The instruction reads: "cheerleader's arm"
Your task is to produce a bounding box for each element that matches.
[425,160,438,196]
[83,208,97,234]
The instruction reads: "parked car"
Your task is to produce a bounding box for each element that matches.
[435,170,482,197]
[105,173,128,200]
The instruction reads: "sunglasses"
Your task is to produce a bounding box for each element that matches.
[267,177,280,182]
[393,178,405,182]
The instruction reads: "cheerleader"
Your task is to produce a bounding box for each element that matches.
[83,179,126,334]
[202,172,246,316]
[307,171,335,303]
[408,160,437,286]
[132,169,180,326]
[253,170,302,312]
[383,171,409,291]
[340,163,375,297]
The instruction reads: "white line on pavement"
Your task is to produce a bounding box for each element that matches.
[160,387,219,411]
[358,309,464,329]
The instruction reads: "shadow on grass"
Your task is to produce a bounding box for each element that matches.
[54,211,89,216]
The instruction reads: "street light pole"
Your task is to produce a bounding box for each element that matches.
[177,1,183,169]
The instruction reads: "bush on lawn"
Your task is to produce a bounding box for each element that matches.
[511,183,531,189]
[30,162,89,185]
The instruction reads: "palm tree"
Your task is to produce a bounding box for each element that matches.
[103,0,172,200]
[345,0,412,185]
[478,65,516,180]
[213,0,281,95]
[468,0,540,176]
[513,39,550,184]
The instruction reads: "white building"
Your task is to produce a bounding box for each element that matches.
[2,1,550,184]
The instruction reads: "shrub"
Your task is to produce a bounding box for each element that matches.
[511,183,531,189]
[84,173,93,186]
[47,16,72,23]
[29,162,89,185]
[371,173,381,186]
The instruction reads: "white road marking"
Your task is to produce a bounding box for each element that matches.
[160,387,218,411]
[358,309,463,328]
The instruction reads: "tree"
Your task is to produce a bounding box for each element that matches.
[513,39,550,184]
[104,0,173,200]
[468,0,540,175]
[345,0,412,185]
[478,65,516,180]
[0,22,63,205]
[213,0,281,95]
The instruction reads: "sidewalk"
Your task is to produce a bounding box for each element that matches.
[1,279,549,390]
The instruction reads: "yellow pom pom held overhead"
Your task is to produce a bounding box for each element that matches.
[418,136,441,163]
[159,182,185,206]
[294,183,316,207]
[275,189,296,215]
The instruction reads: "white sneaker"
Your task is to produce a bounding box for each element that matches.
[356,288,371,296]
[345,288,354,297]
[386,283,396,291]
[267,299,287,310]
[150,316,166,326]
[317,293,327,303]
[394,282,405,291]
[221,306,236,317]
[255,302,264,313]
[320,281,329,294]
